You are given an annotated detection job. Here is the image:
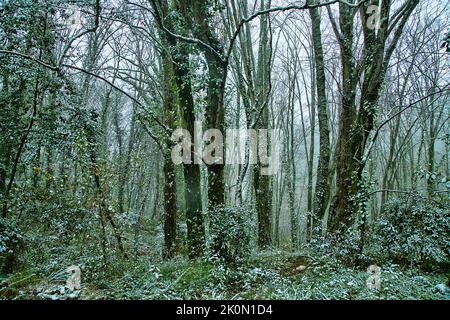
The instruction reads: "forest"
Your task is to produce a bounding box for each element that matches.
[0,0,449,300]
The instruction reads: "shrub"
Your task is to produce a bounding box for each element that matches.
[0,218,25,274]
[208,206,253,264]
[364,195,449,269]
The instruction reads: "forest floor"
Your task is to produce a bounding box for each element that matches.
[1,250,449,300]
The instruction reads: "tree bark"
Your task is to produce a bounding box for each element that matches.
[152,0,206,258]
[309,2,331,237]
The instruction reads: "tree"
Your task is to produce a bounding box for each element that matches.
[150,0,206,258]
[328,0,420,234]
[309,0,331,237]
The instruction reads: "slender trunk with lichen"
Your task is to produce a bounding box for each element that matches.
[254,0,273,248]
[309,2,330,237]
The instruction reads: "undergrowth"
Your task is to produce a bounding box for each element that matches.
[1,249,448,300]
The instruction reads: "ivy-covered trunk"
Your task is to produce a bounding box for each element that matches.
[161,48,178,260]
[329,0,419,235]
[172,44,205,259]
[187,0,227,209]
[152,0,206,259]
[204,50,226,209]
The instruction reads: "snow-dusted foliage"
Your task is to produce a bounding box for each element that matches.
[209,206,253,264]
[0,218,24,274]
[364,196,449,269]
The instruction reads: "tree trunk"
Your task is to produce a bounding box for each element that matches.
[153,0,206,258]
[161,45,178,259]
[309,3,331,237]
